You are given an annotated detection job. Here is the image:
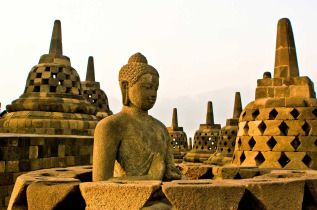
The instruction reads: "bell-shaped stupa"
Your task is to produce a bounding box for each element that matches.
[183,101,221,163]
[232,18,317,169]
[81,56,113,117]
[205,92,242,166]
[0,20,98,136]
[167,108,188,163]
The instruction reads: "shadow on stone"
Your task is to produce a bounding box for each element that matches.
[237,189,265,210]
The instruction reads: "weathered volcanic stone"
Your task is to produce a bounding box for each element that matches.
[183,101,221,163]
[80,181,161,210]
[0,20,99,136]
[162,180,245,210]
[232,18,317,170]
[166,108,188,163]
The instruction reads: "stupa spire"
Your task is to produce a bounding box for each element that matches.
[171,108,178,128]
[86,56,95,82]
[274,18,299,78]
[233,92,242,119]
[49,20,63,56]
[206,101,214,126]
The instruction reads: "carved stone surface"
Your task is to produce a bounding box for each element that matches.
[166,108,188,163]
[9,166,317,209]
[0,20,99,136]
[93,53,182,182]
[81,56,113,116]
[232,18,317,169]
[205,92,242,166]
[183,101,221,163]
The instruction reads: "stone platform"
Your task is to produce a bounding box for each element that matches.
[8,165,317,209]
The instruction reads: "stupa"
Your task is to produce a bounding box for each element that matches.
[81,56,113,117]
[205,92,242,166]
[183,101,221,163]
[232,18,317,169]
[166,108,188,163]
[0,20,99,136]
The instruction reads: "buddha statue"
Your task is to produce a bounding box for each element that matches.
[93,53,182,181]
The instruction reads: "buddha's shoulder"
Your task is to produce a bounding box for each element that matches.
[96,112,129,129]
[149,116,168,130]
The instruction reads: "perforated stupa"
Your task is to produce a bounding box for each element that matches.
[232,18,317,169]
[183,101,221,163]
[205,92,242,166]
[0,20,99,136]
[81,56,112,116]
[166,108,188,163]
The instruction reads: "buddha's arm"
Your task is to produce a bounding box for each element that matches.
[163,130,182,180]
[93,120,120,182]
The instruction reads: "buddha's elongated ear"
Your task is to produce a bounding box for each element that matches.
[120,81,129,106]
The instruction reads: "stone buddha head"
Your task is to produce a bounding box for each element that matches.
[119,53,159,111]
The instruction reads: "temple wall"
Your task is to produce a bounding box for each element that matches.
[0,134,93,209]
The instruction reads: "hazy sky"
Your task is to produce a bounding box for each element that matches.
[1,0,317,138]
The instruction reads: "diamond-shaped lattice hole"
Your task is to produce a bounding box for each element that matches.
[252,110,260,119]
[278,152,290,168]
[258,121,267,134]
[314,139,317,147]
[242,111,246,118]
[240,152,246,164]
[231,130,236,135]
[279,121,289,136]
[313,109,317,118]
[248,137,256,150]
[255,152,265,166]
[290,108,300,119]
[269,109,278,120]
[224,141,227,146]
[227,148,232,153]
[302,122,311,136]
[302,154,312,167]
[237,137,242,148]
[243,123,249,134]
[267,137,277,150]
[291,136,301,150]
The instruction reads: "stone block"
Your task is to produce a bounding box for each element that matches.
[0,162,5,173]
[260,151,282,168]
[257,78,273,87]
[297,136,317,152]
[177,164,213,180]
[240,179,304,209]
[248,121,264,136]
[162,180,245,210]
[275,86,290,97]
[255,87,268,99]
[27,182,84,210]
[6,161,19,173]
[29,146,38,160]
[241,151,259,167]
[273,136,296,152]
[212,166,239,180]
[252,136,271,151]
[80,181,161,210]
[58,145,66,157]
[307,120,317,135]
[30,159,43,171]
[284,152,308,169]
[265,98,285,108]
[263,120,283,136]
[284,120,306,136]
[290,86,313,98]
[274,108,296,120]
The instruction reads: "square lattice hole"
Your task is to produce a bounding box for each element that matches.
[278,152,290,168]
[269,109,278,120]
[291,136,301,150]
[267,137,277,150]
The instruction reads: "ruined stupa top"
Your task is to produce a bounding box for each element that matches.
[86,56,95,82]
[252,18,315,102]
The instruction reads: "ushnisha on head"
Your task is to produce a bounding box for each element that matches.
[119,53,160,110]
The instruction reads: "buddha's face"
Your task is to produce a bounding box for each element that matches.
[128,73,159,111]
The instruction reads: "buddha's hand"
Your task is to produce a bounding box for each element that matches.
[148,153,165,180]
